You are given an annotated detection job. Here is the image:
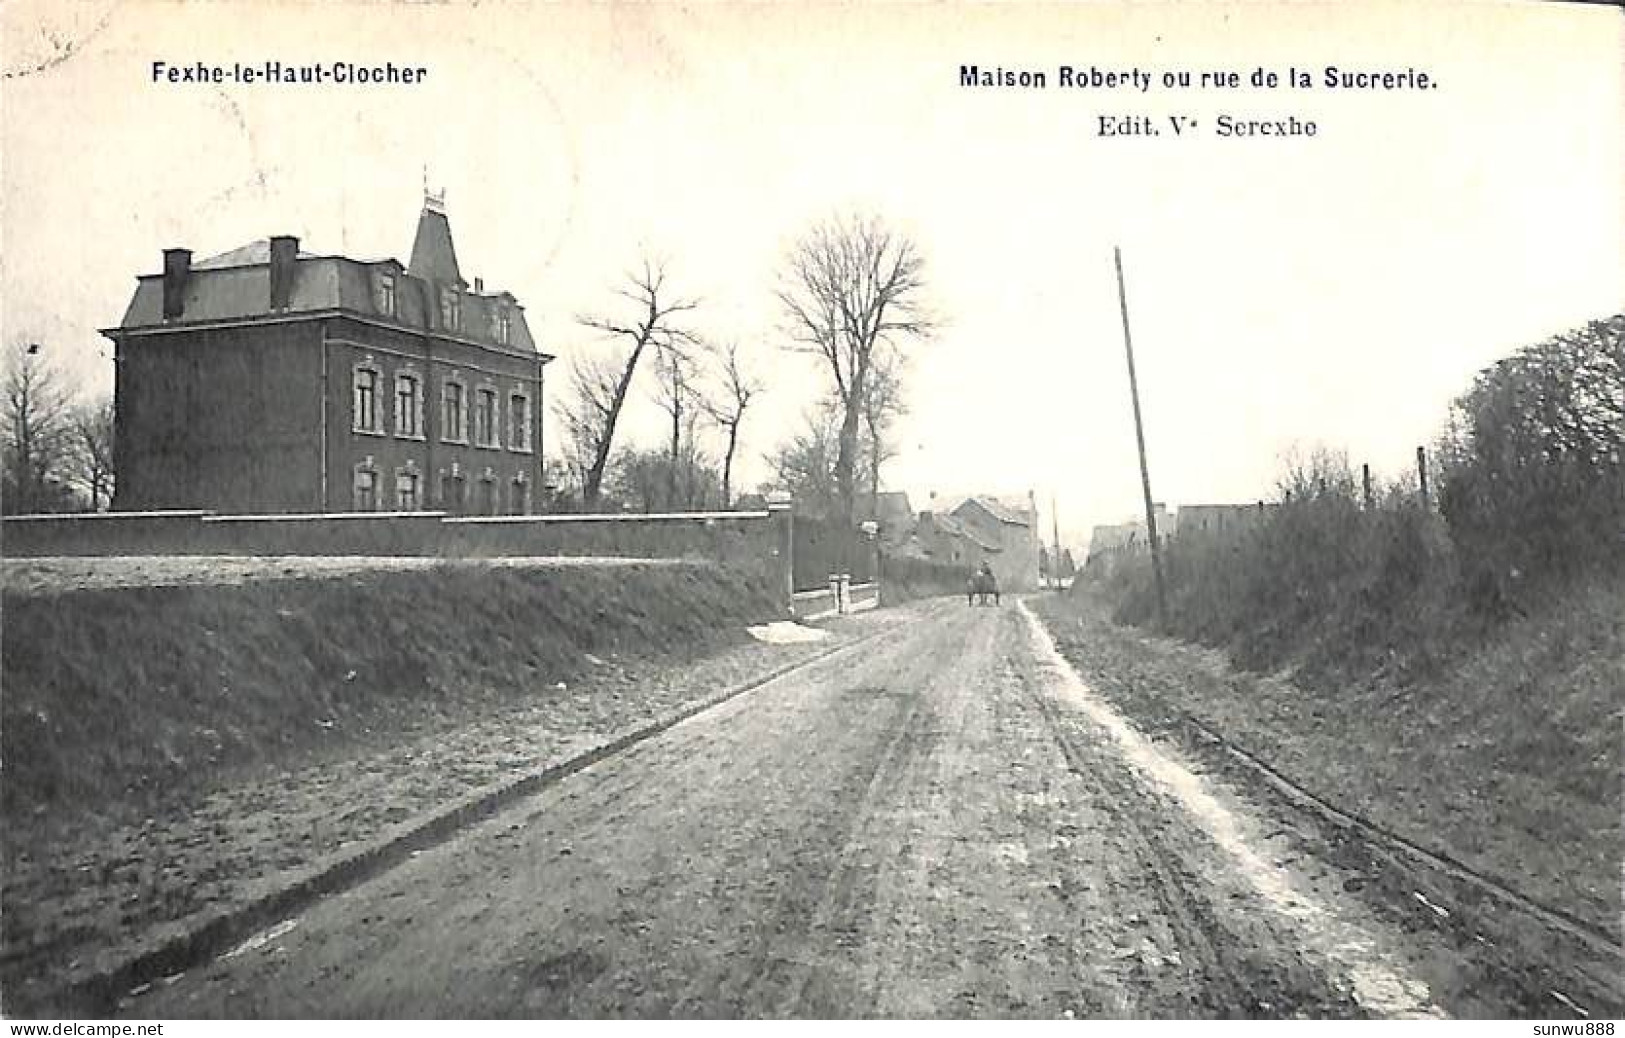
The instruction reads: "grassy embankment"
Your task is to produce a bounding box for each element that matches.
[1,561,781,825]
[1060,316,1623,936]
[1039,571,1621,940]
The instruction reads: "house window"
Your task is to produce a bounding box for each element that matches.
[396,469,421,510]
[439,288,461,332]
[495,308,511,345]
[353,466,378,511]
[394,371,423,438]
[508,392,531,452]
[353,365,381,433]
[373,271,396,317]
[474,388,498,447]
[440,470,466,513]
[441,379,466,442]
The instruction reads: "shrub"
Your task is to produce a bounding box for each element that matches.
[1439,315,1625,614]
[1098,313,1622,686]
[1107,447,1466,683]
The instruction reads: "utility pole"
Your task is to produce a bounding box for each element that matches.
[1051,492,1063,590]
[1114,246,1167,625]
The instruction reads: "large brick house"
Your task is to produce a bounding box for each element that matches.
[104,196,551,514]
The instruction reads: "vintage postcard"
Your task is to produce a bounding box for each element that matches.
[2,0,1620,1027]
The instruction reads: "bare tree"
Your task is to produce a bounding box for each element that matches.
[678,407,712,508]
[765,401,842,517]
[649,339,703,506]
[607,440,721,513]
[699,340,764,508]
[68,396,115,510]
[859,346,907,513]
[566,258,699,507]
[778,212,932,524]
[561,352,625,503]
[2,343,76,513]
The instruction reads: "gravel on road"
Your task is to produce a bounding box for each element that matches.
[126,599,1445,1019]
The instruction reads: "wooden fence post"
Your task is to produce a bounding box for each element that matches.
[1416,446,1431,511]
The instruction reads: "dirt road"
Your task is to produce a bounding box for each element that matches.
[130,600,1445,1019]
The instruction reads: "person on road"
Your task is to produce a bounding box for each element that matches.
[978,561,1000,605]
[967,561,1000,606]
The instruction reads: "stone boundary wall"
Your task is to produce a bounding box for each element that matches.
[2,508,793,600]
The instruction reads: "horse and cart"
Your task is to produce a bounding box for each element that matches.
[966,563,1000,606]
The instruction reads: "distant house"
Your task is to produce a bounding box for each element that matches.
[1176,502,1270,540]
[950,493,1042,591]
[1086,501,1271,574]
[912,509,1001,571]
[104,195,552,515]
[1084,522,1141,576]
[1084,503,1172,575]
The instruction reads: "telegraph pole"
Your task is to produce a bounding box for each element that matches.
[1051,492,1063,590]
[1114,246,1167,625]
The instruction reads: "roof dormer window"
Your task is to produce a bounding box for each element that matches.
[373,271,397,317]
[439,287,461,333]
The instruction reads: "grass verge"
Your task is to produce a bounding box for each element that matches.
[1,560,780,824]
[1033,585,1622,944]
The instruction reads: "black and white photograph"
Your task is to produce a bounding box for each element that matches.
[1,0,1620,1027]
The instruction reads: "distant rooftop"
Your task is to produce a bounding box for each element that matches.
[194,239,316,270]
[955,495,1034,527]
[926,511,1003,553]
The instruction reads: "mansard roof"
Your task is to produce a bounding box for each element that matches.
[107,205,544,360]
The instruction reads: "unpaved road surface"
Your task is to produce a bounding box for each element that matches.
[130,600,1451,1019]
[3,614,879,1012]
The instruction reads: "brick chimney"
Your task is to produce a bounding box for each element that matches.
[161,248,192,320]
[269,235,299,310]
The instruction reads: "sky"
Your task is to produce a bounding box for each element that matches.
[3,1,1620,550]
